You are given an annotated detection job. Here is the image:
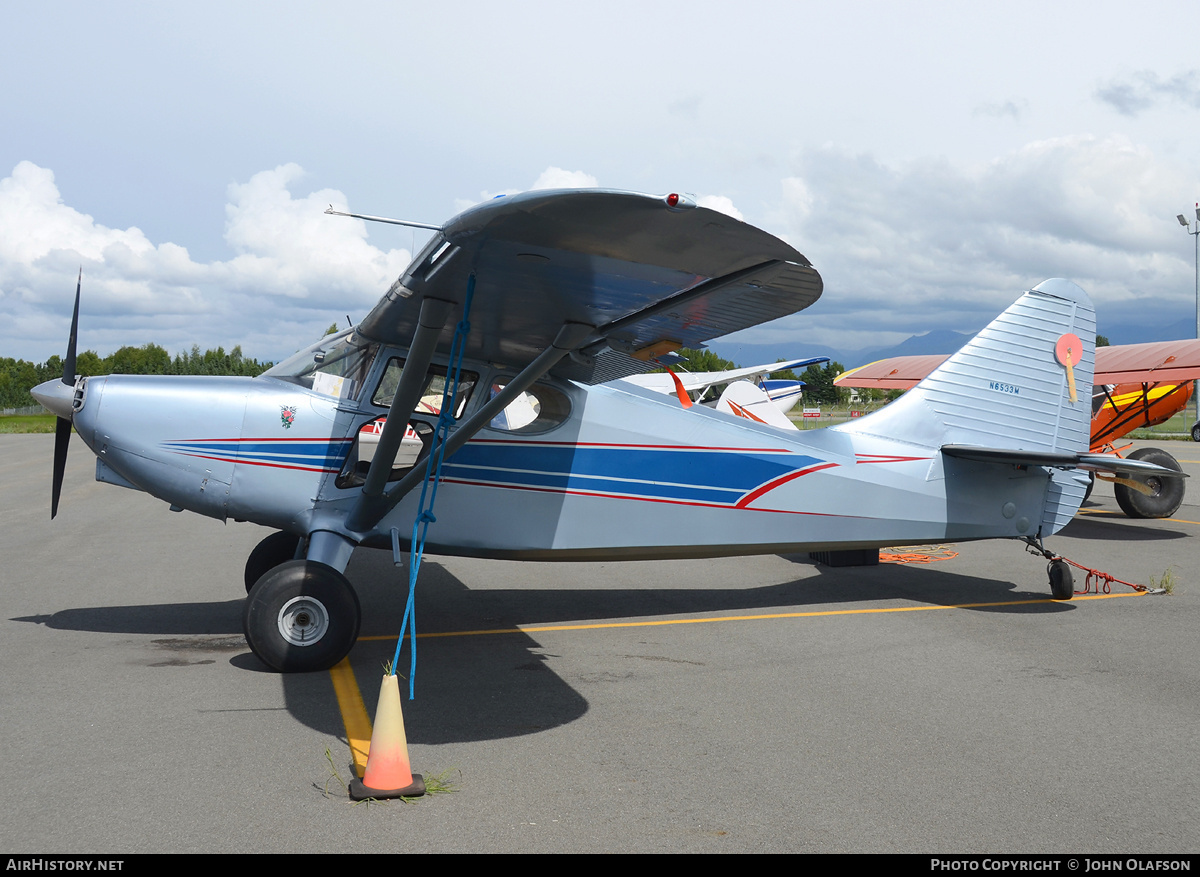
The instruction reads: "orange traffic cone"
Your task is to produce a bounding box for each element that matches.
[348,673,425,800]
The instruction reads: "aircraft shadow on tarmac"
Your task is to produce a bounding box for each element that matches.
[1063,508,1191,542]
[12,544,1078,745]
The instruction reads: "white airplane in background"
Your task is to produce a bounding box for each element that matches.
[621,356,825,409]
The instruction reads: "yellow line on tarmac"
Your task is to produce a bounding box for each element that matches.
[332,592,1143,765]
[356,591,1141,642]
[329,657,372,778]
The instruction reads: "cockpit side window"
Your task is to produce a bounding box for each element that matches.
[371,358,478,419]
[262,329,379,401]
[486,380,572,433]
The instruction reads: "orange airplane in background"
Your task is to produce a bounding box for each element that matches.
[837,339,1200,519]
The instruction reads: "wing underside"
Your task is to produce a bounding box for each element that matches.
[357,190,823,383]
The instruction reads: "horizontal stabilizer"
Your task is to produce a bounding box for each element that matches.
[942,445,1186,478]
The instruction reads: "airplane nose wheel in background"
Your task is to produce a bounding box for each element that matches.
[243,560,361,672]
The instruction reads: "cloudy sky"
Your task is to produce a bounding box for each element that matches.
[3,1,1200,365]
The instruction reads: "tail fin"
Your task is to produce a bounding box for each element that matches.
[715,380,799,430]
[843,279,1094,451]
[841,279,1095,533]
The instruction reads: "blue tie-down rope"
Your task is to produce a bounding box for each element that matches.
[391,276,475,699]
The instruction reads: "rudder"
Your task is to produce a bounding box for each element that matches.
[843,278,1095,455]
[841,279,1096,535]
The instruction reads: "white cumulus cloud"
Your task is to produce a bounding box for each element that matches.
[0,162,412,362]
[531,167,599,190]
[455,166,602,214]
[696,195,743,221]
[753,135,1200,355]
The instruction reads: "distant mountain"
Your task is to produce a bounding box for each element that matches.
[1103,317,1196,347]
[848,329,974,368]
[708,329,974,372]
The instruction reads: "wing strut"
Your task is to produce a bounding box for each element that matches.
[348,319,596,533]
[346,296,455,531]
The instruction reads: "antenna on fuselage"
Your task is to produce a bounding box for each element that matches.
[324,205,441,231]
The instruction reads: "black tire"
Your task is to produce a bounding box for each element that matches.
[244,531,302,592]
[1192,421,1200,443]
[1113,447,1185,519]
[1048,560,1074,601]
[243,560,361,673]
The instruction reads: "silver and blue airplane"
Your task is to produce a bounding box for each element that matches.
[32,189,1181,674]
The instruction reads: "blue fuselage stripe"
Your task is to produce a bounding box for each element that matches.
[159,438,828,504]
[162,440,351,469]
[442,445,822,503]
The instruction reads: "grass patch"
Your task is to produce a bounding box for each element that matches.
[1126,409,1198,441]
[1149,569,1176,595]
[318,747,346,798]
[421,768,460,796]
[0,414,57,434]
[788,406,887,429]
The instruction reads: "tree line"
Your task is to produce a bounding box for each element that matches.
[1,343,273,409]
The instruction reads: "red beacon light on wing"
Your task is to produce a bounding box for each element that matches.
[663,192,697,211]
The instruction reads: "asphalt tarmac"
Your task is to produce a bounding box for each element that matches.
[3,434,1198,854]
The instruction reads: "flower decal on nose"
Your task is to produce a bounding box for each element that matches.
[281,406,297,429]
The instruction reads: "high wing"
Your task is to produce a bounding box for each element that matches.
[836,340,1200,390]
[1091,339,1200,384]
[357,190,823,384]
[619,356,829,395]
[835,354,949,390]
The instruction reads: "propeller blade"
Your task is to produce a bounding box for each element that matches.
[50,268,80,518]
[63,269,80,385]
[51,415,71,519]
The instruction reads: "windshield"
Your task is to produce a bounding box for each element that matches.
[263,329,380,401]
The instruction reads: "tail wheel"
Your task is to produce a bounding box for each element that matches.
[1113,448,1184,519]
[1048,560,1074,600]
[243,560,361,673]
[244,531,302,592]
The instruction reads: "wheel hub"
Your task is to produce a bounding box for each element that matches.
[276,595,330,646]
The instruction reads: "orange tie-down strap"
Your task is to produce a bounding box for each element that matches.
[879,545,959,564]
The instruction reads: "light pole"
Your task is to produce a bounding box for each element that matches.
[1178,205,1200,428]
